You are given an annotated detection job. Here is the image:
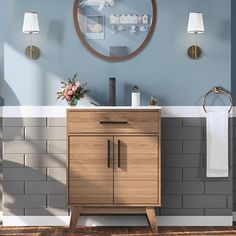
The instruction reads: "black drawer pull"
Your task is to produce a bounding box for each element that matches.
[118,139,121,168]
[107,140,111,168]
[100,121,128,125]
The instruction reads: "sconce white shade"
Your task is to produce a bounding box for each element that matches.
[187,12,204,33]
[22,12,40,33]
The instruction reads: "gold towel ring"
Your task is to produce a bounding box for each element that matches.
[202,87,233,113]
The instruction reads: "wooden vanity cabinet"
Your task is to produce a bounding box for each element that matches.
[67,109,161,232]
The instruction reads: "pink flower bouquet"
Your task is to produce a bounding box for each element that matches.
[57,73,89,106]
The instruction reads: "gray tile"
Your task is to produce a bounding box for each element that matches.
[25,154,66,168]
[161,208,204,216]
[183,195,226,208]
[25,181,66,194]
[47,168,66,181]
[25,127,66,140]
[161,118,182,127]
[229,117,235,127]
[47,195,67,208]
[205,182,232,194]
[3,154,24,167]
[3,168,46,181]
[205,209,232,216]
[3,141,46,154]
[47,118,66,127]
[25,208,69,216]
[3,194,46,208]
[182,118,206,127]
[205,172,232,182]
[3,127,25,140]
[162,154,204,168]
[162,168,182,181]
[161,195,182,208]
[233,205,236,211]
[229,154,233,168]
[227,195,232,208]
[3,208,25,216]
[3,118,46,127]
[183,168,205,181]
[231,126,236,134]
[183,141,206,154]
[229,126,234,140]
[161,141,182,154]
[232,179,236,190]
[47,141,66,154]
[229,140,236,154]
[162,182,204,195]
[3,182,24,195]
[162,127,203,140]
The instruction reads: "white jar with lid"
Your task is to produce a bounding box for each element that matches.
[131,86,140,107]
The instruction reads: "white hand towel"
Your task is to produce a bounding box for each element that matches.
[206,109,228,177]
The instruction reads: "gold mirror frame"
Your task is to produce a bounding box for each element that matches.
[73,0,157,62]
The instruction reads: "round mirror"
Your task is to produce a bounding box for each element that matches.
[73,0,157,62]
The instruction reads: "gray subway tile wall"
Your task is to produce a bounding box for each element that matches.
[24,208,69,216]
[3,195,47,208]
[3,118,47,127]
[4,141,47,154]
[2,117,233,216]
[3,154,25,167]
[161,118,233,216]
[3,118,67,216]
[25,154,66,168]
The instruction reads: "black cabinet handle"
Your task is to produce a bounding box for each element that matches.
[107,140,111,168]
[100,121,128,125]
[118,140,121,168]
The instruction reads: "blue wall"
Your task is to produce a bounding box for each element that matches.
[2,0,231,106]
[0,0,3,105]
[232,0,236,104]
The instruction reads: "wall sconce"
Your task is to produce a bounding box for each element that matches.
[187,12,205,59]
[22,12,40,60]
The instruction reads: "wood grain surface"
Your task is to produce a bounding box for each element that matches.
[0,226,235,235]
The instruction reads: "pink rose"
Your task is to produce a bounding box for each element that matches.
[72,85,78,92]
[66,84,72,90]
[65,95,71,101]
[67,90,73,96]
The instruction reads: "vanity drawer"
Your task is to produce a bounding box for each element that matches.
[67,110,160,134]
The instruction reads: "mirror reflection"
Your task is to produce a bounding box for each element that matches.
[74,0,156,61]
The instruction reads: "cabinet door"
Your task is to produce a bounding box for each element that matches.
[114,136,159,205]
[69,136,113,204]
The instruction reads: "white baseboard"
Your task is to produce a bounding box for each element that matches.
[2,216,233,226]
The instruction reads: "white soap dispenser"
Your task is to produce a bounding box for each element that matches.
[131,86,140,107]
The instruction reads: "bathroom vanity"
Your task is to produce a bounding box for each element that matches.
[67,107,161,232]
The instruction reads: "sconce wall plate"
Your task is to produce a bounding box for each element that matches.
[25,46,40,60]
[187,45,201,59]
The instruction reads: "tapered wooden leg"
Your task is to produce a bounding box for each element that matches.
[70,207,82,227]
[146,207,158,233]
